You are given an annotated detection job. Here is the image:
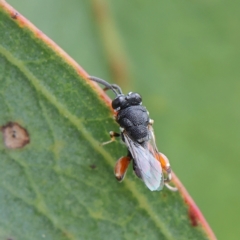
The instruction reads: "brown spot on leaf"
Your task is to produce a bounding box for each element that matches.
[90,164,97,169]
[188,205,199,227]
[11,11,18,19]
[161,193,167,198]
[1,122,30,149]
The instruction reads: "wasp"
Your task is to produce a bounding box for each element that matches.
[89,76,177,191]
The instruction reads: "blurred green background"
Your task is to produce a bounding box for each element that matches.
[7,0,240,239]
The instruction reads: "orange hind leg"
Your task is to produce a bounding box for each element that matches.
[114,155,131,181]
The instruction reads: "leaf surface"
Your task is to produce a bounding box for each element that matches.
[0,2,215,240]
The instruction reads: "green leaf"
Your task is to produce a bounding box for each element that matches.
[0,2,215,240]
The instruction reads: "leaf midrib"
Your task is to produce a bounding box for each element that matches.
[0,44,175,240]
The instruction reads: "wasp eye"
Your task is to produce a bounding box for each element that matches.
[126,92,142,105]
[112,95,126,110]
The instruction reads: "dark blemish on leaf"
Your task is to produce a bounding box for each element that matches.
[1,122,30,149]
[161,193,167,198]
[188,205,198,227]
[11,12,19,19]
[90,164,97,169]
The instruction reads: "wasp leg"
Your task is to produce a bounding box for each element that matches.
[156,152,171,181]
[101,131,120,146]
[156,152,178,191]
[165,183,178,192]
[114,155,132,181]
[149,119,154,125]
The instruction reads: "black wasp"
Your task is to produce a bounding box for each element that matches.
[89,76,177,191]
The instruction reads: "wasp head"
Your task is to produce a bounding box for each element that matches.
[112,92,142,111]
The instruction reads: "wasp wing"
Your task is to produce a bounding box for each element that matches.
[123,132,164,191]
[148,124,159,152]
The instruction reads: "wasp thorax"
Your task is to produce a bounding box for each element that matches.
[112,93,142,111]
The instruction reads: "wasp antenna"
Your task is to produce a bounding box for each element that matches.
[110,84,123,95]
[88,76,123,95]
